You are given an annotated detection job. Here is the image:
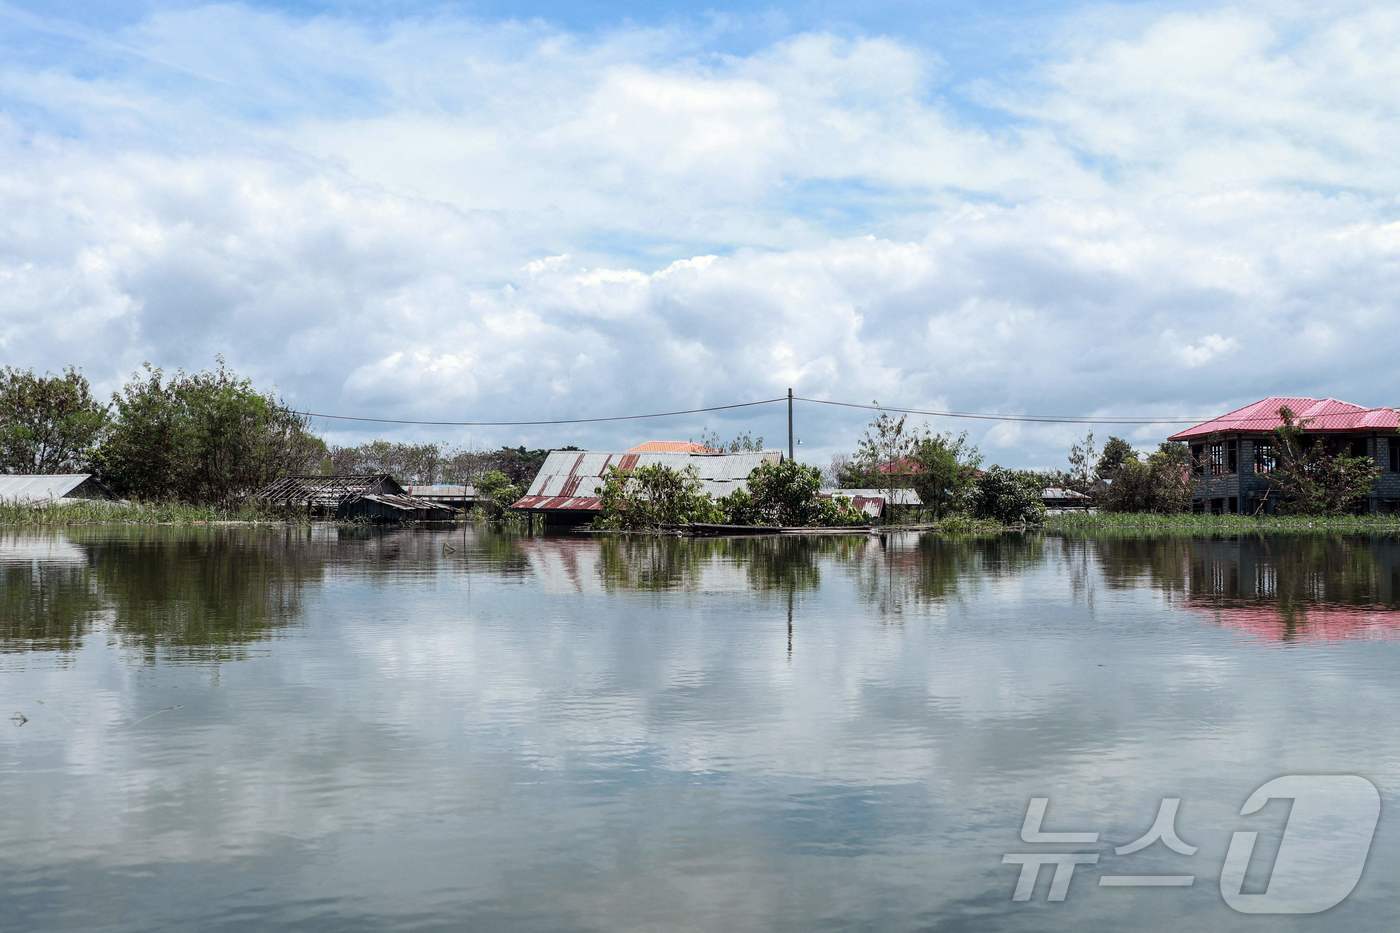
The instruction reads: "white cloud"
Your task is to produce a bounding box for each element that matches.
[2,3,1399,465]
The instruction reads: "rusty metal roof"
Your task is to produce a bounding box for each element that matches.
[821,487,922,506]
[1169,397,1400,441]
[512,449,782,512]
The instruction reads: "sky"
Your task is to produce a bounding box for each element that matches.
[1,0,1398,468]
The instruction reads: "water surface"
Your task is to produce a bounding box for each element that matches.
[3,527,1400,931]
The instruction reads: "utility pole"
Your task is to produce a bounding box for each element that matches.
[787,387,794,462]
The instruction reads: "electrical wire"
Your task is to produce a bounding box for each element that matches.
[291,394,1392,430]
[291,397,788,427]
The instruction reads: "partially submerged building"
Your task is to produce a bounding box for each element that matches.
[255,474,455,522]
[403,484,477,510]
[1041,487,1093,512]
[1169,397,1400,514]
[0,474,115,506]
[512,449,783,524]
[819,487,922,521]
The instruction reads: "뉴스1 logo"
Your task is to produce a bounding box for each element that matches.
[1003,774,1380,914]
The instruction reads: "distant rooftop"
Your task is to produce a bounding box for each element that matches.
[627,440,718,454]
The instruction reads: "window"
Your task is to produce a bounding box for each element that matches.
[1191,444,1205,476]
[1391,438,1400,473]
[1208,442,1227,477]
[1254,442,1275,474]
[1227,440,1238,473]
[1351,437,1368,458]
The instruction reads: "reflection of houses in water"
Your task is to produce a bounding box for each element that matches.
[516,536,753,594]
[1181,537,1400,641]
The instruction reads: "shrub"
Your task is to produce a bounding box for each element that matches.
[594,464,720,530]
[970,467,1046,525]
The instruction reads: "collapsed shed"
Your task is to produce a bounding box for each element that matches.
[255,474,455,522]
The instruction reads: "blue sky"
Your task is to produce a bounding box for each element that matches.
[2,1,1398,468]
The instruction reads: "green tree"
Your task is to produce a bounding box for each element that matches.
[908,431,982,519]
[476,469,522,518]
[1095,436,1137,480]
[969,467,1046,525]
[735,459,866,527]
[1266,409,1379,514]
[0,366,108,473]
[594,463,721,530]
[1099,442,1193,513]
[1066,431,1099,494]
[97,360,326,506]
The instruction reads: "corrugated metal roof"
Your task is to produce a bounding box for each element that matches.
[404,484,476,498]
[0,474,107,503]
[513,449,782,512]
[821,487,922,506]
[1042,487,1091,500]
[1170,397,1400,441]
[627,440,717,453]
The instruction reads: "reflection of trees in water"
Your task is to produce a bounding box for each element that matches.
[589,535,861,594]
[85,527,332,662]
[597,536,710,592]
[0,551,101,655]
[846,533,1043,615]
[1,528,334,661]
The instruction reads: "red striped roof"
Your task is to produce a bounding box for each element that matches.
[1169,397,1400,441]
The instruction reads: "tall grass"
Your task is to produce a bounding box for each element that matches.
[0,499,302,526]
[1045,511,1400,536]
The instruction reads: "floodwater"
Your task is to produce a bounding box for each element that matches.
[3,526,1400,931]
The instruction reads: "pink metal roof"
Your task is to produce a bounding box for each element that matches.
[1169,397,1400,441]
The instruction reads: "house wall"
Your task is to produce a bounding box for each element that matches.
[1188,433,1400,513]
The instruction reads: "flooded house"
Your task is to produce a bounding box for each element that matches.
[0,474,116,506]
[511,447,783,525]
[1169,397,1400,514]
[255,474,456,522]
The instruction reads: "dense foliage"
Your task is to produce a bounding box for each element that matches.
[593,460,866,530]
[1097,441,1193,513]
[594,463,722,530]
[95,362,327,507]
[328,442,566,486]
[475,470,523,518]
[1266,410,1380,514]
[969,467,1046,525]
[0,367,108,474]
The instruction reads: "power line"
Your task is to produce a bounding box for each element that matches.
[291,393,1389,430]
[794,397,1207,425]
[292,397,787,427]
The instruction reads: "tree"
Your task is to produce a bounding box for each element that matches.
[475,469,522,518]
[851,409,917,513]
[1066,431,1099,494]
[96,360,326,506]
[1096,436,1137,480]
[908,431,982,519]
[0,367,107,473]
[738,459,864,527]
[594,464,721,530]
[1099,442,1192,513]
[693,430,766,452]
[1266,409,1379,514]
[969,467,1046,525]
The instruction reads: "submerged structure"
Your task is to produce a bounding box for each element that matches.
[1169,397,1400,514]
[512,449,782,524]
[0,474,115,506]
[255,474,456,522]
